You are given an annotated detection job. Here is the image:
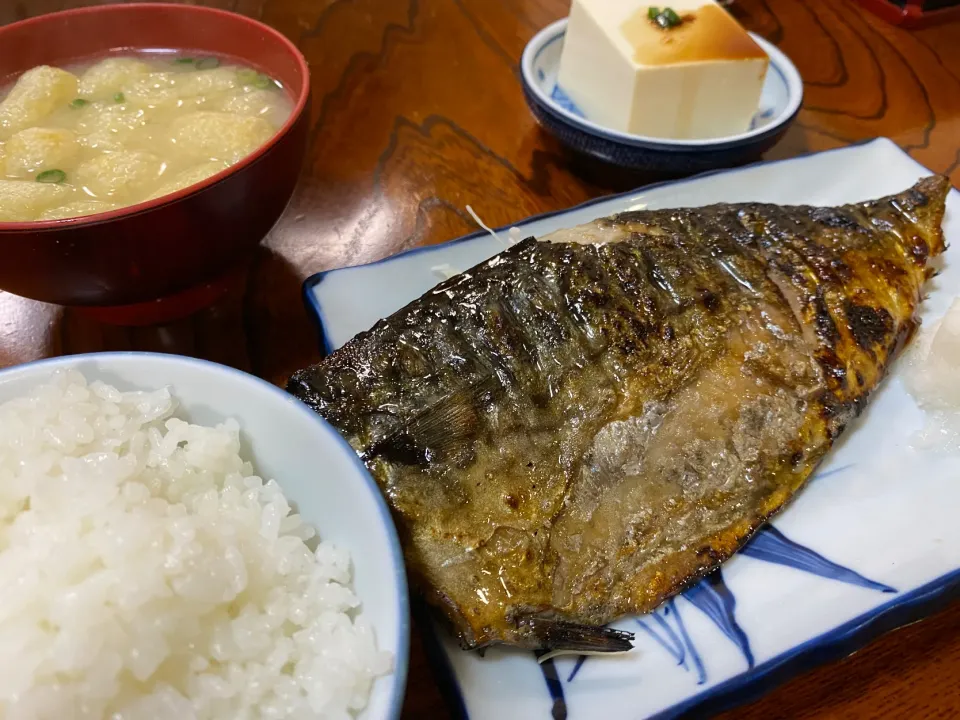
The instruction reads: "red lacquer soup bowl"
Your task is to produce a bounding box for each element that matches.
[0,4,310,324]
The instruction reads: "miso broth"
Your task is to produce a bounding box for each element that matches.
[0,54,294,221]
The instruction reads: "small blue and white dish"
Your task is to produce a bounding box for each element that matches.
[520,18,803,173]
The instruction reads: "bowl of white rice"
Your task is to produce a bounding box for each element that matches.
[0,352,409,720]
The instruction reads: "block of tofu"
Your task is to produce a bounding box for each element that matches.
[557,0,769,139]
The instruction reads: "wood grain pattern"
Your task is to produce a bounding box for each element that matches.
[1,1,959,718]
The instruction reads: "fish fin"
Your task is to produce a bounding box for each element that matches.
[522,618,635,653]
[362,375,499,464]
[537,648,631,663]
[896,175,949,256]
[402,384,486,454]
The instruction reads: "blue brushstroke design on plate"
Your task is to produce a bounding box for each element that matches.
[684,572,754,669]
[633,573,748,685]
[559,520,894,704]
[637,602,689,670]
[811,463,853,482]
[567,655,588,683]
[639,600,707,684]
[665,601,705,684]
[536,653,568,720]
[742,526,897,593]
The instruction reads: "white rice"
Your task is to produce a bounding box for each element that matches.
[0,369,391,720]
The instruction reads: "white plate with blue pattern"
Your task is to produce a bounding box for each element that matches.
[303,138,960,719]
[520,18,803,173]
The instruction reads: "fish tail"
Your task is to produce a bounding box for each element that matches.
[521,618,635,653]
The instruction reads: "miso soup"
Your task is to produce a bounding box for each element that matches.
[0,54,294,221]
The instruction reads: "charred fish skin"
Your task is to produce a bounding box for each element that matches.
[289,176,950,652]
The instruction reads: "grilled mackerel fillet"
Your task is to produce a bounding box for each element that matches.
[289,177,950,652]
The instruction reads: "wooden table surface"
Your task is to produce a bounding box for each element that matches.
[2,0,959,717]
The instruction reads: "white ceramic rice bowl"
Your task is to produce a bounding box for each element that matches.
[0,351,409,720]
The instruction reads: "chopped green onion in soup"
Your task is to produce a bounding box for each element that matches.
[36,169,66,184]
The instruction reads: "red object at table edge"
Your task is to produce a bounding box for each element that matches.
[853,0,960,27]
